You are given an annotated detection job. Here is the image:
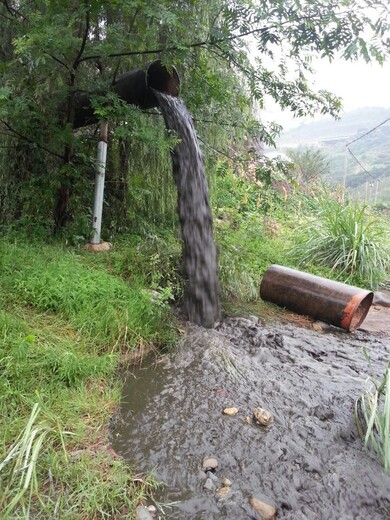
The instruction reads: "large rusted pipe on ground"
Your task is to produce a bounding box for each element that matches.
[260,265,373,332]
[73,60,180,129]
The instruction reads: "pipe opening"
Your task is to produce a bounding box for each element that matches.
[347,292,374,332]
[147,60,180,96]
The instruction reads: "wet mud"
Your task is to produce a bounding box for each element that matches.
[112,317,390,519]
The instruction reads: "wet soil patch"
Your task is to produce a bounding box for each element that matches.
[112,318,390,519]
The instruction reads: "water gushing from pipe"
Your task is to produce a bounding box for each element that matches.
[154,91,220,327]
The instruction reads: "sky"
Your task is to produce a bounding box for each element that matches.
[263,59,390,130]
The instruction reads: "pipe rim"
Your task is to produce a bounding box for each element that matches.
[341,291,374,332]
[146,60,180,96]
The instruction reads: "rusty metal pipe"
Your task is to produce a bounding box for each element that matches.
[260,265,373,332]
[73,60,180,129]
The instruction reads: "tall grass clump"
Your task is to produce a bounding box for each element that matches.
[0,404,69,517]
[290,194,390,289]
[355,355,390,473]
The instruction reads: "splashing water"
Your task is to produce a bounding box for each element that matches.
[155,91,220,327]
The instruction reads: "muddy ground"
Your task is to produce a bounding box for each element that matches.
[112,295,390,520]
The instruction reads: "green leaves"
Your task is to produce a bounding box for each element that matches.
[290,193,390,289]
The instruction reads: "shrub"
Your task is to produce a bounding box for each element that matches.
[290,194,390,289]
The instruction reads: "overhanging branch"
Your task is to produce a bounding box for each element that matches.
[0,119,64,160]
[78,26,275,63]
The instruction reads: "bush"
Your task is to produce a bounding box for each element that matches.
[290,194,390,289]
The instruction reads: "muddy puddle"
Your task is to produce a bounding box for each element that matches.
[112,317,390,519]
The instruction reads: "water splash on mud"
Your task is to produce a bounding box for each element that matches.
[112,319,390,520]
[154,91,220,328]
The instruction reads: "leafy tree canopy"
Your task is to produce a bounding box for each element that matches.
[0,0,388,228]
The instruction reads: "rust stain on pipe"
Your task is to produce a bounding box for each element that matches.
[260,265,373,332]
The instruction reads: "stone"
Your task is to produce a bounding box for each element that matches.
[202,457,218,471]
[222,477,232,486]
[203,477,215,491]
[223,406,239,416]
[249,496,277,520]
[135,505,154,520]
[85,241,112,252]
[253,407,273,426]
[206,471,219,481]
[245,415,252,424]
[215,486,231,499]
[147,505,157,516]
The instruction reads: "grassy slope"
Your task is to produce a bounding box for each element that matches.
[0,238,177,518]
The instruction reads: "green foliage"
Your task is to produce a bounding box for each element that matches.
[0,239,177,350]
[355,353,390,473]
[213,166,290,301]
[0,234,176,518]
[286,146,330,181]
[1,0,389,231]
[290,193,390,289]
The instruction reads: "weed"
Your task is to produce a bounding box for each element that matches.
[355,352,390,473]
[0,404,70,517]
[290,194,390,289]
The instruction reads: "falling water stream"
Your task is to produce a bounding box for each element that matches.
[153,91,220,328]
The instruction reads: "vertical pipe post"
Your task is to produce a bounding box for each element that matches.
[374,179,379,204]
[91,120,108,245]
[342,146,348,201]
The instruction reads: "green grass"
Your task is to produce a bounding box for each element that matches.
[290,195,390,289]
[0,236,177,518]
[355,354,390,473]
[0,239,177,351]
[216,214,289,302]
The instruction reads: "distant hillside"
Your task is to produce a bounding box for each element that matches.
[275,107,390,204]
[278,107,390,147]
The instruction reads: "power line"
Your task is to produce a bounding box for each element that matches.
[347,148,375,180]
[346,116,390,148]
[344,115,390,184]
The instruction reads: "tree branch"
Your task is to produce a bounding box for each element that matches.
[47,53,70,70]
[2,0,28,21]
[79,25,276,63]
[73,2,90,70]
[0,119,64,160]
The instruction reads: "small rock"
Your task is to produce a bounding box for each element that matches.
[203,477,215,491]
[147,505,157,516]
[223,407,239,416]
[249,496,277,520]
[215,486,231,499]
[206,471,219,481]
[202,457,218,471]
[135,506,154,520]
[312,322,323,332]
[222,477,232,487]
[312,321,332,332]
[253,407,273,426]
[245,416,252,424]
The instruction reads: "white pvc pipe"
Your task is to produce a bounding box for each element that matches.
[91,121,108,245]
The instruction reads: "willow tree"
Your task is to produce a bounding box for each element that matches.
[0,0,388,232]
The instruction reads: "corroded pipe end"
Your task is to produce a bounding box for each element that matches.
[341,291,373,332]
[260,264,374,332]
[147,60,180,96]
[73,60,180,129]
